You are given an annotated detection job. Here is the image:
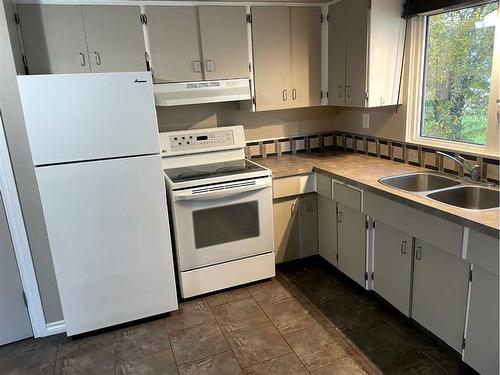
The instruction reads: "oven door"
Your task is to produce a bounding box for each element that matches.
[171,177,274,271]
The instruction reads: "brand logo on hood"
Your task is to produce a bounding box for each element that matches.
[134,79,147,83]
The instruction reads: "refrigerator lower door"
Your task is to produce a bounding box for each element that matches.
[35,154,178,335]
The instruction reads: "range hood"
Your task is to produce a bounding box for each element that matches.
[153,79,251,106]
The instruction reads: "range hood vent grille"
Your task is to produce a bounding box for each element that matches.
[154,79,251,107]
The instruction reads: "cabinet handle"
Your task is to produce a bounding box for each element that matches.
[207,59,215,72]
[337,211,343,223]
[282,89,288,101]
[193,60,202,73]
[346,85,351,98]
[79,52,86,67]
[337,85,343,97]
[292,88,297,100]
[94,51,101,66]
[400,240,407,255]
[416,246,422,260]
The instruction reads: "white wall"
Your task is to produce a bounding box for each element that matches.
[0,0,63,323]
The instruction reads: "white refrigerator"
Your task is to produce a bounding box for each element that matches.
[17,72,178,336]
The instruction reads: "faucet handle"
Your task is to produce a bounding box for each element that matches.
[468,164,482,182]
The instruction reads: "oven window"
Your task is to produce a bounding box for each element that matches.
[192,201,260,249]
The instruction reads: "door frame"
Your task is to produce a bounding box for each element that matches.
[0,111,47,338]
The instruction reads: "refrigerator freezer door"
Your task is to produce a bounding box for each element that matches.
[18,72,160,166]
[35,154,177,335]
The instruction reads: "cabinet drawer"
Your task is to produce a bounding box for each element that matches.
[334,182,361,211]
[273,176,300,199]
[467,230,499,275]
[316,173,332,198]
[364,191,463,257]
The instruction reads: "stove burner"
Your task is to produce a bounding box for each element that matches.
[176,171,211,180]
[216,166,245,173]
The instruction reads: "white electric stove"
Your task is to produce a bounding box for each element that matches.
[161,126,275,298]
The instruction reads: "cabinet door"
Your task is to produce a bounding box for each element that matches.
[412,239,469,352]
[373,221,413,316]
[327,1,346,106]
[299,193,318,258]
[344,0,369,107]
[198,6,249,80]
[273,197,300,264]
[17,5,89,74]
[146,6,203,82]
[318,195,337,265]
[251,7,291,111]
[290,7,321,108]
[337,203,366,287]
[82,6,146,73]
[464,266,499,375]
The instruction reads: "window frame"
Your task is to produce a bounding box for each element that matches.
[406,5,500,157]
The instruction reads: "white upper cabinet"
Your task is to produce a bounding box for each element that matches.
[17,5,146,74]
[17,5,90,74]
[147,6,249,83]
[290,7,321,108]
[81,6,147,73]
[146,6,203,83]
[251,6,321,111]
[198,6,249,81]
[251,7,292,111]
[328,0,405,107]
[327,1,346,107]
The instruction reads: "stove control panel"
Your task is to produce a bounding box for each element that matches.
[169,129,235,151]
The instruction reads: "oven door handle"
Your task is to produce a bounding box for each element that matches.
[173,179,272,202]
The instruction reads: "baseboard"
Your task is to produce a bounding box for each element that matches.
[45,320,66,336]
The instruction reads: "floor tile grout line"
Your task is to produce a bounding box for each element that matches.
[279,268,438,375]
[160,315,180,375]
[276,269,384,374]
[247,279,313,374]
[206,295,246,373]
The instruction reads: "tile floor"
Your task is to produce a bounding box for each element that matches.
[0,256,477,375]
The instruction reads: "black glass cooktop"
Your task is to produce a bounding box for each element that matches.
[164,159,267,183]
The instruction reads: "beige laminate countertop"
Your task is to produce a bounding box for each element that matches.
[255,151,500,238]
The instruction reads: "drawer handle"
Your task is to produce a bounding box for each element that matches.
[337,85,343,97]
[292,88,297,100]
[400,240,407,255]
[416,246,422,260]
[282,89,288,101]
[346,85,351,98]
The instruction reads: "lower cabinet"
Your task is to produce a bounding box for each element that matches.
[411,239,469,352]
[273,197,300,263]
[273,193,317,264]
[299,193,318,257]
[373,221,413,316]
[464,266,499,375]
[337,202,366,287]
[318,194,337,265]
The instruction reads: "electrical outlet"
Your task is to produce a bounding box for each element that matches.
[362,113,369,129]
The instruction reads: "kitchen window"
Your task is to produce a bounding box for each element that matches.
[406,2,500,156]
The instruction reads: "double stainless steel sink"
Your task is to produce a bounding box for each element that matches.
[379,173,499,210]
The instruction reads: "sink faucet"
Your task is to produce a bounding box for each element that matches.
[437,151,481,182]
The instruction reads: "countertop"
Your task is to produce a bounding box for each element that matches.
[255,151,499,238]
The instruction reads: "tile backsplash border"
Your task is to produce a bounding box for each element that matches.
[246,131,500,184]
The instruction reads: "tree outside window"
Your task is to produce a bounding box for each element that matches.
[421,2,498,145]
